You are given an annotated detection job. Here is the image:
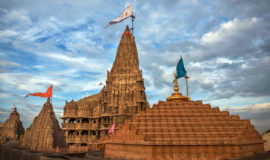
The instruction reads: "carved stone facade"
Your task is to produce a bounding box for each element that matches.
[19,98,67,151]
[61,26,149,146]
[262,130,270,151]
[103,100,265,160]
[0,109,24,145]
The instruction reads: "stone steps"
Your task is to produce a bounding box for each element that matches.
[128,121,250,128]
[139,112,230,117]
[142,131,243,136]
[144,134,242,140]
[145,137,240,141]
[133,125,249,131]
[148,108,220,113]
[153,105,211,109]
[134,116,240,122]
[156,101,203,106]
[132,127,252,133]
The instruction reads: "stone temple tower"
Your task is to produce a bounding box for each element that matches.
[61,26,149,146]
[102,26,149,118]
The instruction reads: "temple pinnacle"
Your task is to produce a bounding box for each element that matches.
[166,73,188,102]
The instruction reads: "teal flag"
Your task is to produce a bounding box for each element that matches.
[176,57,187,79]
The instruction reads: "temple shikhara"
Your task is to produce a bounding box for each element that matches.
[61,26,150,146]
[0,107,24,145]
[19,98,67,151]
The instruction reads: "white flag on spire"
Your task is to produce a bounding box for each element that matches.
[105,4,133,27]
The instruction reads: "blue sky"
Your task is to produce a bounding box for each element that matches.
[0,0,270,133]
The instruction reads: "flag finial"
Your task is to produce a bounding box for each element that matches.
[166,73,188,102]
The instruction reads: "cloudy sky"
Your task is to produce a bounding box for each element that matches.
[0,0,269,133]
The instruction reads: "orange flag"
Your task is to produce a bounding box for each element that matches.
[25,85,52,98]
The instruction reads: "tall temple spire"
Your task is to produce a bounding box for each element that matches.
[105,25,148,115]
[110,26,139,74]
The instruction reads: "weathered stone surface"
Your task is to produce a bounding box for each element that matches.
[103,100,265,160]
[61,26,149,146]
[262,130,270,151]
[19,98,67,151]
[0,108,24,145]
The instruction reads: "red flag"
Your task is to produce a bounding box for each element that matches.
[11,104,17,111]
[25,85,52,98]
[99,82,103,86]
[108,122,115,134]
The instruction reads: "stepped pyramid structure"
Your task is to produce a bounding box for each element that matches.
[103,75,265,160]
[19,98,67,151]
[61,26,149,146]
[0,108,24,144]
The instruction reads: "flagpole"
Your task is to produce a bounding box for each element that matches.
[131,14,135,34]
[184,74,189,97]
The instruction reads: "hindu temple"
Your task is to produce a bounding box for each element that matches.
[61,26,150,146]
[19,98,67,151]
[0,107,24,145]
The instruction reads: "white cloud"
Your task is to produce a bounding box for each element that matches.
[223,102,270,111]
[0,92,10,98]
[201,18,258,45]
[45,53,110,73]
[0,60,20,67]
[0,30,18,38]
[1,10,31,24]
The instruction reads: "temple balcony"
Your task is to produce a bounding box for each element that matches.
[62,123,99,130]
[66,135,93,144]
[62,123,76,129]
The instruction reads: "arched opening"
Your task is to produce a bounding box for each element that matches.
[81,130,88,135]
[82,119,89,123]
[68,130,75,135]
[90,131,96,135]
[69,118,75,123]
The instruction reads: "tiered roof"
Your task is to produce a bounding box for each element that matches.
[104,100,263,145]
[19,98,67,151]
